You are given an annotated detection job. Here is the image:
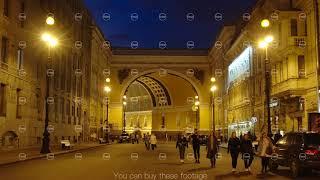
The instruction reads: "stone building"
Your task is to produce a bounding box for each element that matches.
[0,0,110,148]
[210,0,320,137]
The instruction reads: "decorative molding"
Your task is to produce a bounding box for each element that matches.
[117,68,130,84]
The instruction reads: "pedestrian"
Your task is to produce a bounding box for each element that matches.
[136,134,139,144]
[206,131,218,168]
[176,134,188,163]
[191,129,201,163]
[144,133,150,150]
[227,132,240,172]
[150,133,157,150]
[257,132,274,173]
[240,133,254,173]
[131,133,135,144]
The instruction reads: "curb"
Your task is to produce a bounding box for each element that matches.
[0,144,108,167]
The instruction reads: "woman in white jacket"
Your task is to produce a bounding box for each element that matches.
[150,133,157,150]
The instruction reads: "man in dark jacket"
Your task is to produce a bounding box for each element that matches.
[240,133,254,173]
[176,134,188,163]
[191,129,201,163]
[228,132,240,172]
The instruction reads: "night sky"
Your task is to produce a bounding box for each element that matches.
[83,0,257,49]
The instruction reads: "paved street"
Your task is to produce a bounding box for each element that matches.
[0,142,319,180]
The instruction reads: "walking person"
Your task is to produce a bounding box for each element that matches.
[144,133,150,150]
[227,132,240,173]
[240,133,254,173]
[257,132,274,174]
[191,129,201,163]
[150,133,157,150]
[176,134,188,163]
[131,133,135,144]
[206,131,218,168]
[136,134,139,144]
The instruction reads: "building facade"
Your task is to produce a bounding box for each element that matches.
[210,0,320,138]
[0,0,110,149]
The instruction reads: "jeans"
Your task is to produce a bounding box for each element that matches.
[151,144,156,150]
[230,151,239,168]
[193,145,200,160]
[179,146,186,159]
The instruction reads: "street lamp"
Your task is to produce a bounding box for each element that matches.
[259,20,273,135]
[210,77,217,133]
[46,14,55,25]
[40,17,58,154]
[123,95,127,132]
[104,79,111,143]
[194,96,200,129]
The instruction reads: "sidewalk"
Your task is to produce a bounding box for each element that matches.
[0,143,107,166]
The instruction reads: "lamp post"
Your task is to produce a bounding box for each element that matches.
[194,96,200,129]
[259,19,273,135]
[104,78,111,143]
[210,77,217,133]
[40,15,58,154]
[123,95,127,132]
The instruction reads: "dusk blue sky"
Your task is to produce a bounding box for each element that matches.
[83,0,256,49]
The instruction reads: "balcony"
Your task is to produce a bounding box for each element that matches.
[277,36,307,56]
[271,78,306,97]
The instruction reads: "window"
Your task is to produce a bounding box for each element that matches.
[304,20,307,36]
[3,0,9,17]
[20,1,25,28]
[16,89,22,118]
[61,98,65,123]
[0,84,6,116]
[17,49,24,69]
[291,19,298,36]
[298,55,305,78]
[1,37,9,63]
[55,98,59,122]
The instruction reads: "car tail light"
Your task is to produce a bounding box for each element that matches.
[305,149,319,155]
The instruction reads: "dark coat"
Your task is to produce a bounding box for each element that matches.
[206,135,218,159]
[176,137,188,149]
[227,137,240,153]
[240,139,254,154]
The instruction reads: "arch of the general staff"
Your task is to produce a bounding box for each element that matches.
[106,49,214,136]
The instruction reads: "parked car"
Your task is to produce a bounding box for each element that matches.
[269,132,320,177]
[118,132,130,143]
[199,135,208,146]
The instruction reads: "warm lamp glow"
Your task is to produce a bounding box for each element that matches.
[211,77,216,82]
[106,78,110,83]
[264,35,274,43]
[46,16,55,25]
[258,40,268,49]
[210,85,217,92]
[104,86,111,93]
[123,101,127,106]
[261,19,270,28]
[195,101,200,106]
[41,33,58,47]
